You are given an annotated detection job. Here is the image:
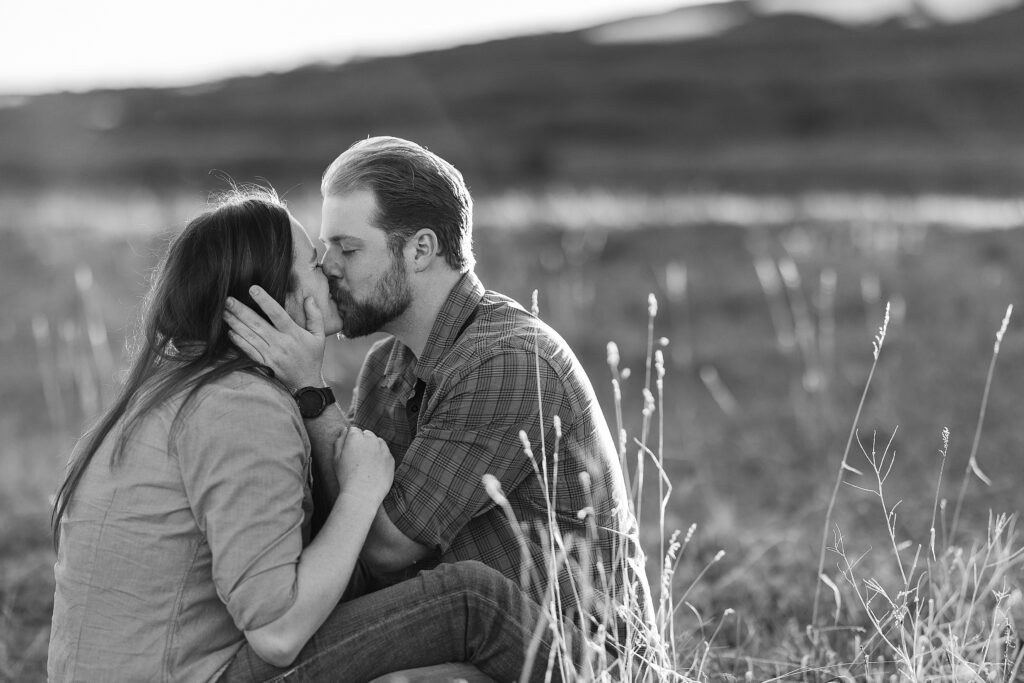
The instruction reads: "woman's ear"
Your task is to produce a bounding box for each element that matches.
[408,229,441,272]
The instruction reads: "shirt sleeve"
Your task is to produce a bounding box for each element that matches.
[383,350,571,552]
[173,376,310,632]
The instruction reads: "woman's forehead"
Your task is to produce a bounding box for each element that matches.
[289,215,317,257]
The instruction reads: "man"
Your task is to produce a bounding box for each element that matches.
[225,136,650,640]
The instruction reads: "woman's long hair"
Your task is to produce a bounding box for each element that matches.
[51,189,295,550]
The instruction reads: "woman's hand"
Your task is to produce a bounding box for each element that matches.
[334,427,395,505]
[223,286,326,391]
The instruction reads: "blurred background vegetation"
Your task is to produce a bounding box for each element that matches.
[9,3,1024,193]
[3,2,1024,679]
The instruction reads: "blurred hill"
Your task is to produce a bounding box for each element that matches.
[4,2,1024,195]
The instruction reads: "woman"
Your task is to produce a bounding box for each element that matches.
[48,190,578,682]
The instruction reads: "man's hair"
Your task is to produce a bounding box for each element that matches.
[321,136,474,272]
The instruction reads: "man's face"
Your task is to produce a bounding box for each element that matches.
[319,189,413,338]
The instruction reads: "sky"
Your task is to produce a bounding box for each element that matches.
[0,0,1018,95]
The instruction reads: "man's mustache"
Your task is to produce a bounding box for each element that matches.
[329,280,353,306]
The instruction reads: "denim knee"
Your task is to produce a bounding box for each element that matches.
[435,560,497,587]
[424,560,514,600]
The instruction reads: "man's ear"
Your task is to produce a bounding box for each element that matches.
[408,229,441,272]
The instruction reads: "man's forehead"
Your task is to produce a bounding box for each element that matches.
[318,218,375,244]
[320,191,381,239]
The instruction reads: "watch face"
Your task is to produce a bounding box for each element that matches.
[297,390,322,415]
[295,387,334,418]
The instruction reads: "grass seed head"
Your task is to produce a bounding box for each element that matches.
[606,341,620,371]
[482,473,507,506]
[518,430,534,458]
[994,304,1012,353]
[872,301,891,360]
[643,388,656,417]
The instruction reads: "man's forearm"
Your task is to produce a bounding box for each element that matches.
[304,401,349,510]
[361,504,433,573]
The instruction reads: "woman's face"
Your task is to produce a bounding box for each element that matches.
[287,215,344,336]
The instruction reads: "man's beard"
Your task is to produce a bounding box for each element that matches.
[330,255,413,338]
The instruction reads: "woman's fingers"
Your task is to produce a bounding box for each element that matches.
[227,329,266,366]
[223,309,270,348]
[334,427,395,501]
[223,298,274,347]
[249,285,299,332]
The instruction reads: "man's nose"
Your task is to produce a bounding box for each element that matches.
[320,253,343,278]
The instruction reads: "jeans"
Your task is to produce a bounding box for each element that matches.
[218,560,581,683]
[368,663,497,682]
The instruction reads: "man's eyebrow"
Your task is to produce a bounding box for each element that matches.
[321,235,366,247]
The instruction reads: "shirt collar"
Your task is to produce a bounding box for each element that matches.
[380,271,484,390]
[415,271,484,383]
[381,341,416,393]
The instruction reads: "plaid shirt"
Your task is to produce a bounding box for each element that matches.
[349,272,649,621]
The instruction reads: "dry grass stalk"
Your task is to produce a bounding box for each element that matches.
[30,315,67,431]
[812,302,890,628]
[750,252,797,355]
[816,267,837,388]
[950,304,1013,542]
[776,255,821,394]
[697,365,737,418]
[481,293,693,681]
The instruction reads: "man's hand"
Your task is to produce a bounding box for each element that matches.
[223,286,327,391]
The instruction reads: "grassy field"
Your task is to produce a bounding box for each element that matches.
[1,190,1022,680]
[6,7,1024,679]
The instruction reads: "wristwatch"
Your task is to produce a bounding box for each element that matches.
[292,386,336,419]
